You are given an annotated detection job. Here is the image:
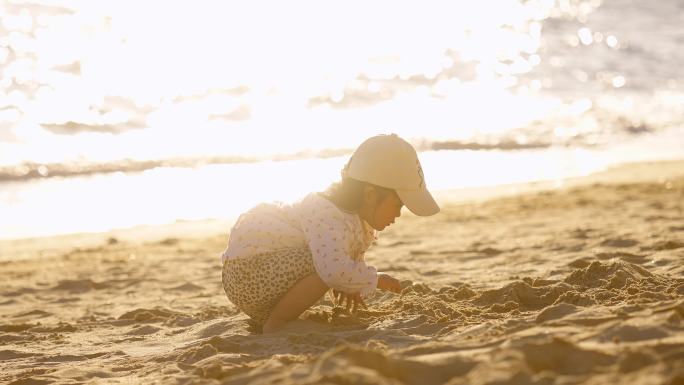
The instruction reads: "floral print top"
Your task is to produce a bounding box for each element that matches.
[221,193,379,297]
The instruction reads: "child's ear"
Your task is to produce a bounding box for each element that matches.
[363,185,377,206]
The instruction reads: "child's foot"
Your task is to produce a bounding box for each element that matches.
[262,318,287,334]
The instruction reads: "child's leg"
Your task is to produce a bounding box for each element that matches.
[262,272,329,333]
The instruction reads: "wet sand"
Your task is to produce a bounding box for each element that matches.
[1,161,684,384]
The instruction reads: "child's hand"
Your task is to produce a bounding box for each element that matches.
[377,273,401,293]
[331,289,367,313]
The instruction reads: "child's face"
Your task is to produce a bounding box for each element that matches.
[363,190,403,231]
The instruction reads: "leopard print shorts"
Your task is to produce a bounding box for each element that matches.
[221,247,317,325]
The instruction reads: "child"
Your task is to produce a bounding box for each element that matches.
[220,134,440,333]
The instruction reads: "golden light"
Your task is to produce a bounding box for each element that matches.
[1,0,682,239]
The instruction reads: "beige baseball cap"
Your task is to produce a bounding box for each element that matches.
[341,134,440,216]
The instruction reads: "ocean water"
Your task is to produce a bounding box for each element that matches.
[0,0,683,239]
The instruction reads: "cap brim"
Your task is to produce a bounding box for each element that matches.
[396,187,440,216]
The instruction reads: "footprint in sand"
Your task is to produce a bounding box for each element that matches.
[595,323,670,343]
[570,228,594,239]
[594,252,646,264]
[29,323,77,333]
[117,308,181,323]
[0,323,36,333]
[126,325,162,336]
[600,238,639,248]
[167,282,205,291]
[12,309,52,319]
[52,279,108,293]
[0,350,39,360]
[651,240,684,250]
[515,338,615,375]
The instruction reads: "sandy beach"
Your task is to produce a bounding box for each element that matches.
[2,160,684,385]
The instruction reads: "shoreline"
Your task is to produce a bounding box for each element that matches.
[2,159,683,262]
[433,159,684,204]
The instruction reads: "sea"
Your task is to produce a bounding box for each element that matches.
[1,0,683,239]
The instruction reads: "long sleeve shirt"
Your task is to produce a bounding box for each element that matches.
[221,193,379,297]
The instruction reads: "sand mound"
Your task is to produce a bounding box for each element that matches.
[302,261,682,334]
[565,260,652,287]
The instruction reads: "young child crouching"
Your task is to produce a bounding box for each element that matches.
[220,134,440,333]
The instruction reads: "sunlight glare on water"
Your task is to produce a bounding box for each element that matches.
[0,0,564,165]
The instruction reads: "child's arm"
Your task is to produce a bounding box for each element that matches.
[300,204,378,298]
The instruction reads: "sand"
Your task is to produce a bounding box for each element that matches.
[1,160,684,384]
